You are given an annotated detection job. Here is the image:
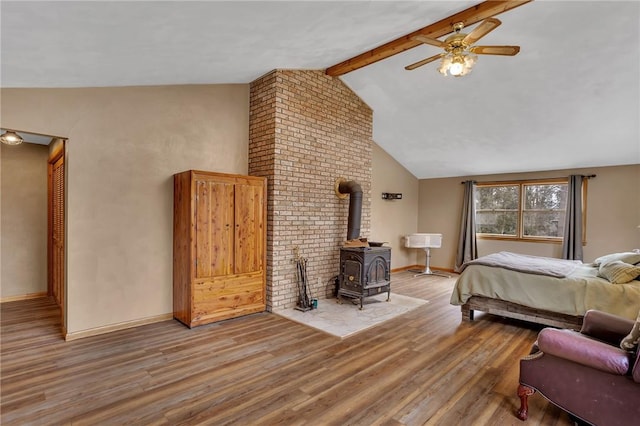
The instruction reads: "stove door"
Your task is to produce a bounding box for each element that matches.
[341,259,363,291]
[365,256,390,289]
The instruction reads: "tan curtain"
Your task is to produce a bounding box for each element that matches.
[455,180,477,272]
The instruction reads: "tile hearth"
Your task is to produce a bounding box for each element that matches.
[275,293,428,339]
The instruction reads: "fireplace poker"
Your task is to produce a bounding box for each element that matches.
[294,247,313,312]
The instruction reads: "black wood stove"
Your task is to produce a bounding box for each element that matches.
[335,178,391,309]
[338,246,391,309]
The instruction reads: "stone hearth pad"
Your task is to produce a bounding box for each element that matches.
[275,293,428,339]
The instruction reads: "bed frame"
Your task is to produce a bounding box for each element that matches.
[461,296,584,330]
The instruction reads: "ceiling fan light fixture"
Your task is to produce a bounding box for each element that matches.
[439,53,475,77]
[448,57,466,76]
[0,130,24,145]
[464,53,478,68]
[438,56,453,76]
[407,17,519,77]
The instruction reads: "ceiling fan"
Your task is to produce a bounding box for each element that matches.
[405,18,520,77]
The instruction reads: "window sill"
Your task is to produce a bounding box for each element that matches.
[477,235,563,244]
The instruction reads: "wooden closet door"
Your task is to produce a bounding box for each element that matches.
[194,180,234,278]
[234,182,265,274]
[51,155,65,308]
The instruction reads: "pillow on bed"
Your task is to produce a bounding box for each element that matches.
[593,252,640,267]
[620,310,640,352]
[598,261,640,284]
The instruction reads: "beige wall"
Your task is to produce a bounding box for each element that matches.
[1,85,249,334]
[419,164,640,269]
[417,176,468,270]
[371,143,419,269]
[1,142,49,298]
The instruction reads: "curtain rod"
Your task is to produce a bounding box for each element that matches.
[460,174,596,184]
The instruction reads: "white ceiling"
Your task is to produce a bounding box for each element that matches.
[1,1,638,178]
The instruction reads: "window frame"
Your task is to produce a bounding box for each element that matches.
[474,183,520,238]
[474,178,588,244]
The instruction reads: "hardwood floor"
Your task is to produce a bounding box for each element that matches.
[1,272,574,425]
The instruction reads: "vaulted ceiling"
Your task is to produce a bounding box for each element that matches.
[1,1,638,178]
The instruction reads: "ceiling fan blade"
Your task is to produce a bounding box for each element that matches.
[405,53,445,71]
[470,45,520,56]
[463,18,501,45]
[411,35,445,48]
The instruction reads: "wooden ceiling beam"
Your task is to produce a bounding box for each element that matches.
[325,0,532,77]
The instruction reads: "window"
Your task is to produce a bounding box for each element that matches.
[522,183,567,238]
[475,184,519,236]
[474,179,585,242]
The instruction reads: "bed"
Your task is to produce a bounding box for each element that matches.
[450,251,640,330]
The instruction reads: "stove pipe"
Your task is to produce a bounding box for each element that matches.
[338,180,362,240]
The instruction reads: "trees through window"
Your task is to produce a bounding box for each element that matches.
[474,179,581,241]
[475,185,519,236]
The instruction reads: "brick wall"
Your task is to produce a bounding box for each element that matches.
[249,69,373,311]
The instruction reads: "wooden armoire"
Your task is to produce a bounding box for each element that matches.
[173,170,267,327]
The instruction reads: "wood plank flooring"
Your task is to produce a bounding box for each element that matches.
[1,272,574,425]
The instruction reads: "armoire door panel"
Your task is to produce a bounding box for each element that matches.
[195,181,234,278]
[194,180,212,278]
[234,184,264,274]
[208,182,234,277]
